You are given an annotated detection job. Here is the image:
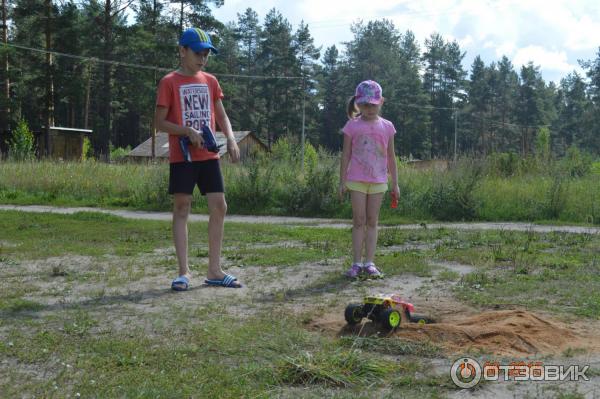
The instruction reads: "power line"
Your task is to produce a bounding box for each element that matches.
[2,42,552,132]
[469,113,550,130]
[399,103,455,110]
[2,42,304,80]
[398,102,551,130]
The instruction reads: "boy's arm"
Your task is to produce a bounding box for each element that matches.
[214,99,240,163]
[387,135,400,198]
[154,105,203,147]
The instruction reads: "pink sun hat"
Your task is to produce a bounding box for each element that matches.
[355,80,383,105]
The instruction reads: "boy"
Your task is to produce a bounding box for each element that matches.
[155,27,242,290]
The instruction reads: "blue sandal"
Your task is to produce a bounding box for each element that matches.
[205,274,242,288]
[171,275,190,291]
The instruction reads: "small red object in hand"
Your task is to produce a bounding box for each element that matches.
[391,192,398,209]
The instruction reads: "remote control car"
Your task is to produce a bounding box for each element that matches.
[200,123,221,153]
[178,123,223,162]
[345,294,418,330]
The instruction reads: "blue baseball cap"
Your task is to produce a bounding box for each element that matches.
[179,28,218,54]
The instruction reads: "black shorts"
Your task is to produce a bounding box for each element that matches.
[168,159,224,195]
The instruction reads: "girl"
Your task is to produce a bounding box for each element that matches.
[339,80,400,278]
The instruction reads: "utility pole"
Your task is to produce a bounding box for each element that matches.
[84,60,92,129]
[151,0,157,160]
[1,0,9,134]
[44,0,54,157]
[453,106,458,162]
[300,77,306,172]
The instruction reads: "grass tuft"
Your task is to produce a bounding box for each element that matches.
[278,348,392,387]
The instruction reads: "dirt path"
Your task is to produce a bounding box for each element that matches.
[2,204,600,234]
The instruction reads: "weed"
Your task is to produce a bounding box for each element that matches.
[278,348,391,387]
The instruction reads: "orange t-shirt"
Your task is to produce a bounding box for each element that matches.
[156,70,224,163]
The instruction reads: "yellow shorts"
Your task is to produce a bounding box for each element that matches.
[345,181,388,195]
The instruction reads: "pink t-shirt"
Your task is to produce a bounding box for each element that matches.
[342,116,396,183]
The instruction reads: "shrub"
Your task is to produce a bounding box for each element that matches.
[109,144,132,163]
[421,158,483,221]
[278,159,339,217]
[82,137,93,160]
[8,119,36,161]
[558,146,592,177]
[486,152,521,177]
[225,156,276,214]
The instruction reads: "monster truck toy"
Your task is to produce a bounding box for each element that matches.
[344,294,433,330]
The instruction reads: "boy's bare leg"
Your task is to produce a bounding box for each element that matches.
[350,191,368,263]
[205,192,241,286]
[173,193,192,279]
[365,192,384,263]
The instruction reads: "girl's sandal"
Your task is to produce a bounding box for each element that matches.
[363,263,384,279]
[346,263,363,278]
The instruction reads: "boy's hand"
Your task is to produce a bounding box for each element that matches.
[227,137,240,163]
[186,127,203,147]
[338,182,347,201]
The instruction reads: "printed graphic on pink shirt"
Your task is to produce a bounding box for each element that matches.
[353,133,387,180]
[179,83,211,131]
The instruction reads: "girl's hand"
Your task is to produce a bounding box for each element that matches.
[338,182,347,201]
[390,184,400,208]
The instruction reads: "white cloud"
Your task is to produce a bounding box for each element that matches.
[495,42,516,58]
[457,35,474,49]
[512,46,578,74]
[564,15,600,51]
[210,0,599,82]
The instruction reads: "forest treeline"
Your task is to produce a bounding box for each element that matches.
[1,0,600,160]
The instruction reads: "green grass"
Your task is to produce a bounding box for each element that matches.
[338,336,443,358]
[0,308,443,398]
[3,209,600,397]
[441,230,600,317]
[2,157,600,223]
[0,211,173,259]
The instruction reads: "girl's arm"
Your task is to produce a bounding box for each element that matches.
[339,133,352,200]
[387,136,400,198]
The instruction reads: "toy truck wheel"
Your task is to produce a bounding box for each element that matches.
[409,314,436,324]
[380,308,401,330]
[345,303,364,325]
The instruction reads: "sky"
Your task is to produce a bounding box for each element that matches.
[210,0,600,84]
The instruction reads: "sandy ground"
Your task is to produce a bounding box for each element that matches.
[3,205,600,398]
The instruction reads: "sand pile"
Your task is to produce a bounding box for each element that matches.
[310,309,596,356]
[397,310,583,356]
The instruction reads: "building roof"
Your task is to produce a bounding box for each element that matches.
[35,126,93,135]
[128,131,260,158]
[50,126,93,133]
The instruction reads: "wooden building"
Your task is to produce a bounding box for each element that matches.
[405,159,450,172]
[34,127,93,161]
[127,131,268,162]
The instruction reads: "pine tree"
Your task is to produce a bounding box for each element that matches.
[257,8,295,146]
[292,21,320,145]
[317,45,344,150]
[422,33,466,157]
